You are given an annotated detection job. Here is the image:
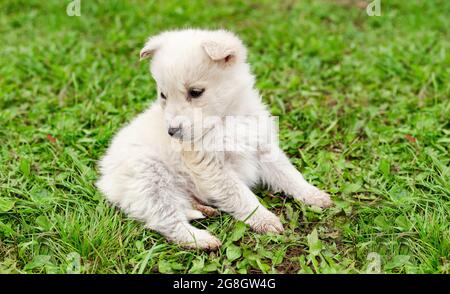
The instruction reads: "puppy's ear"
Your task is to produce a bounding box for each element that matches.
[202,41,236,63]
[140,34,165,61]
[201,30,246,66]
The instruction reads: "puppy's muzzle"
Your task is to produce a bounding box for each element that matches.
[168,126,182,138]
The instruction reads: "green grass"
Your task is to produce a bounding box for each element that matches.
[0,0,449,274]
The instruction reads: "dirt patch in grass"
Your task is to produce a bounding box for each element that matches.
[276,246,306,273]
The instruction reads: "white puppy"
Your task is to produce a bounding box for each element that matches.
[97,29,332,250]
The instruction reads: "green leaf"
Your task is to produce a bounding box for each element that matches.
[139,244,164,274]
[188,257,205,273]
[258,248,273,259]
[236,260,249,272]
[19,158,31,177]
[385,255,411,271]
[226,244,242,262]
[230,221,246,241]
[334,200,353,216]
[158,260,173,274]
[273,248,286,265]
[379,159,390,176]
[203,263,218,272]
[31,189,53,204]
[374,215,390,230]
[35,215,52,231]
[0,221,14,237]
[169,262,184,271]
[256,259,270,273]
[394,215,410,231]
[24,255,52,271]
[0,198,15,212]
[135,240,144,252]
[342,183,361,194]
[307,228,322,256]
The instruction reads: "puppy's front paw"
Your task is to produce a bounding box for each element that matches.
[246,209,284,234]
[296,188,333,208]
[181,230,222,251]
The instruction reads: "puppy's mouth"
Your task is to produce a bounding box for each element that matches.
[170,131,183,140]
[172,125,215,142]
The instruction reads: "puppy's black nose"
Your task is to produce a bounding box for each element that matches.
[168,127,181,137]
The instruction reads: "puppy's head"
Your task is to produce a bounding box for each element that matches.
[140,29,253,141]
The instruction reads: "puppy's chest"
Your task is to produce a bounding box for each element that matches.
[225,151,260,187]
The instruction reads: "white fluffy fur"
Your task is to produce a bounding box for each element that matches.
[97,29,332,250]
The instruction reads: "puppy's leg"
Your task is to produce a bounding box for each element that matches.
[97,158,221,250]
[181,151,283,234]
[185,208,206,220]
[192,198,220,217]
[258,147,333,208]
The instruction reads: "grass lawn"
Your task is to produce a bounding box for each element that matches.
[0,0,449,274]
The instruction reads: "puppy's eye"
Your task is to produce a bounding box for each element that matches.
[188,88,205,99]
[160,92,167,100]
